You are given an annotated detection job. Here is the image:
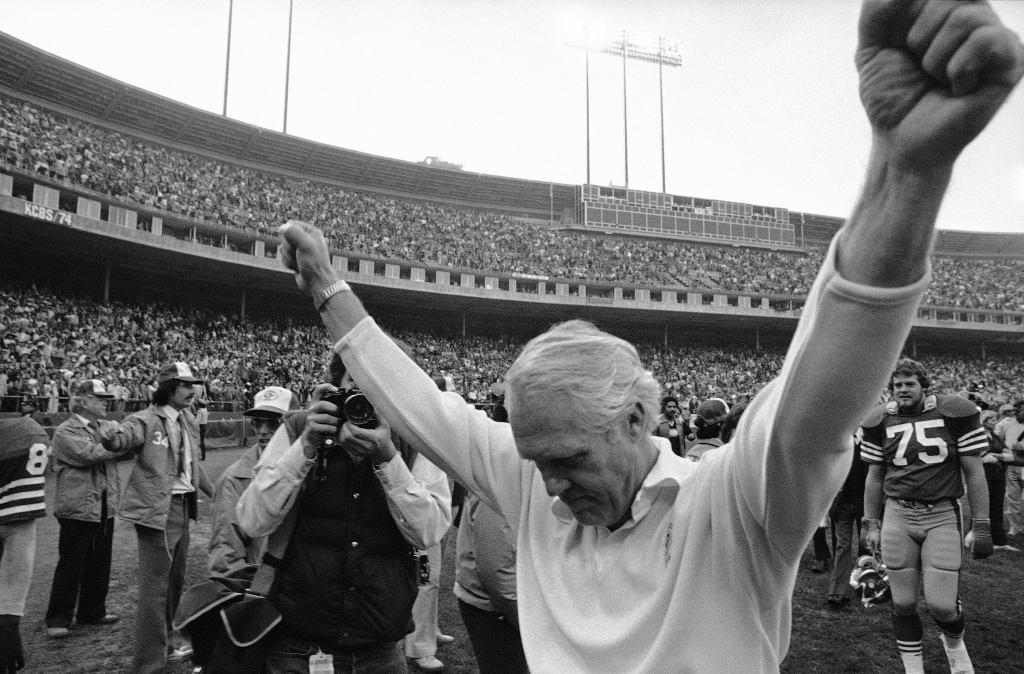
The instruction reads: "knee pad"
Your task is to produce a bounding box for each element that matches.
[923,526,963,572]
[886,568,920,615]
[922,568,961,622]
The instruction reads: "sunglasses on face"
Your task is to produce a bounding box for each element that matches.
[253,417,282,431]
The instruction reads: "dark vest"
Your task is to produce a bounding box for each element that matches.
[274,437,419,646]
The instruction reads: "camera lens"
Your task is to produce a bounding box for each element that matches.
[343,392,377,428]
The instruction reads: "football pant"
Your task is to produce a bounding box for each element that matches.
[880,500,962,621]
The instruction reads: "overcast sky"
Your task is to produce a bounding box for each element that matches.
[4,0,1023,232]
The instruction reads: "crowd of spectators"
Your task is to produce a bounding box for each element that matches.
[0,283,329,414]
[4,282,1024,417]
[4,94,1024,309]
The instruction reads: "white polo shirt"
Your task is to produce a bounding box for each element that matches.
[335,235,930,673]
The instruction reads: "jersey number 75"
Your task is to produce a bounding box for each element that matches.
[886,420,948,466]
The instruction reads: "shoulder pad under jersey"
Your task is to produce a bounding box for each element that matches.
[0,416,49,461]
[862,403,888,427]
[935,394,979,418]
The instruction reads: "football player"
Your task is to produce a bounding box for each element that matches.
[861,359,990,674]
[0,415,51,673]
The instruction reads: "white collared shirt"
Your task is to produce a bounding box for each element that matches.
[330,232,931,673]
[162,405,195,495]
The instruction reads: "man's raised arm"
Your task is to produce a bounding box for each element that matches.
[838,0,1024,286]
[736,0,1023,553]
[278,222,520,513]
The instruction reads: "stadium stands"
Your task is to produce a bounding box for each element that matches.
[4,281,1024,415]
[4,91,1024,309]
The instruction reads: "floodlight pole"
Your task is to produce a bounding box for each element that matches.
[659,37,666,193]
[283,0,294,133]
[223,0,233,117]
[585,48,591,185]
[621,31,629,188]
[569,32,680,192]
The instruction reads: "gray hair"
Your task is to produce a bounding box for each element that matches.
[505,320,661,435]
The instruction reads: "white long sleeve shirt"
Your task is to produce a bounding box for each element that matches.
[236,425,451,551]
[332,236,930,673]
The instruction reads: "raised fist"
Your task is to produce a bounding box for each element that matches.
[856,0,1024,168]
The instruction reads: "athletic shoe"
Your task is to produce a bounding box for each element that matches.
[47,626,70,638]
[413,655,444,671]
[994,544,1020,552]
[436,634,454,645]
[810,559,830,574]
[167,645,194,662]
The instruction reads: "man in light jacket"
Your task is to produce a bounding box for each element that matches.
[44,380,123,638]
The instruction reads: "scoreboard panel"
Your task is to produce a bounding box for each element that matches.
[575,184,796,247]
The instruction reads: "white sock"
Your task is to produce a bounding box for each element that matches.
[897,641,925,674]
[940,633,974,674]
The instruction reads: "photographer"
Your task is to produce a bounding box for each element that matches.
[236,353,451,674]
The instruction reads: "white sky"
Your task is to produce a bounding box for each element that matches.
[4,0,1023,232]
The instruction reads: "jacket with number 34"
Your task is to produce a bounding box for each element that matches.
[101,405,213,530]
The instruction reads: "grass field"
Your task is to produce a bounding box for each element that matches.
[19,446,1024,673]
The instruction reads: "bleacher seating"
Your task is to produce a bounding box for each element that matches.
[4,281,1024,415]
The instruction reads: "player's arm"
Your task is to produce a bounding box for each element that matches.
[862,463,885,552]
[863,462,885,522]
[961,453,992,557]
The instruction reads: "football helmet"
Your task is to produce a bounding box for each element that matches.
[849,554,892,607]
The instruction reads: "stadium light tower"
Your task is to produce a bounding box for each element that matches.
[223,0,233,117]
[569,31,681,191]
[283,0,294,133]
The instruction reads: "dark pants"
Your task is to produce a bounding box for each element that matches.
[984,462,1008,546]
[133,494,190,674]
[264,634,407,674]
[826,500,864,600]
[458,600,529,674]
[45,517,114,627]
[812,526,831,562]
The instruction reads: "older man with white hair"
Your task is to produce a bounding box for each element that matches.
[44,380,122,638]
[278,2,1024,671]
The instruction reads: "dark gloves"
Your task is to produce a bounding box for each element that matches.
[971,519,993,559]
[0,615,25,673]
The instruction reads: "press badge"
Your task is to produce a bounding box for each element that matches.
[309,648,333,673]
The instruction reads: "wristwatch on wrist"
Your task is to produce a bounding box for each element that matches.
[312,279,351,311]
[372,455,391,471]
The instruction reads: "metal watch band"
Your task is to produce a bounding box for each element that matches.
[313,279,351,311]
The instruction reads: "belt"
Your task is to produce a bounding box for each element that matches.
[893,497,946,510]
[170,493,187,500]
